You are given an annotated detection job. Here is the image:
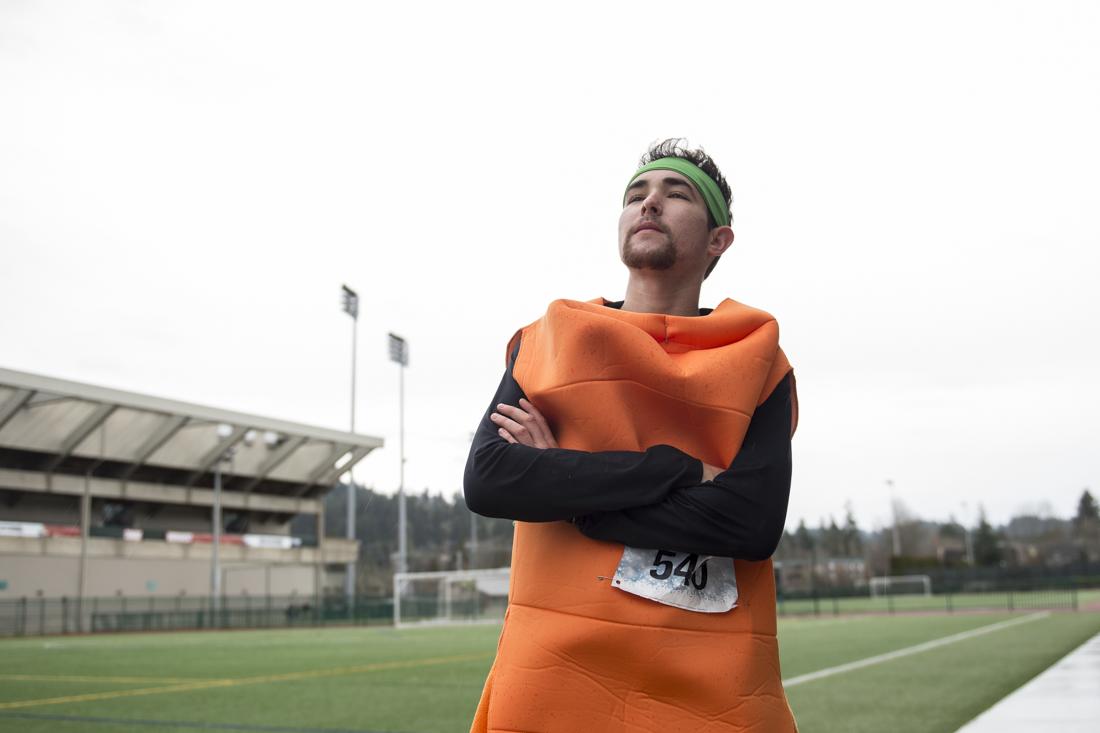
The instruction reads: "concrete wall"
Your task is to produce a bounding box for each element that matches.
[0,555,77,597]
[0,535,354,599]
[0,553,319,599]
[0,550,330,603]
[222,564,316,596]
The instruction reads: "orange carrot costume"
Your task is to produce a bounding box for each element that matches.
[471,297,796,733]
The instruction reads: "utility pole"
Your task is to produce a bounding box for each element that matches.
[469,494,479,569]
[886,479,901,559]
[340,285,359,603]
[467,431,478,569]
[388,333,409,577]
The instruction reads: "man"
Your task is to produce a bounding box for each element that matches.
[464,139,798,732]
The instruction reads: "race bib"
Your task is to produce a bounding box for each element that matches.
[612,546,738,613]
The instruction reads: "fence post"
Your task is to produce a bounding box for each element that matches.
[832,595,839,616]
[946,592,953,613]
[62,596,69,634]
[812,589,819,617]
[887,593,894,615]
[1071,586,1078,611]
[38,596,46,636]
[1008,591,1014,611]
[18,597,26,636]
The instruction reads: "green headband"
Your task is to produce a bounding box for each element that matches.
[624,157,731,227]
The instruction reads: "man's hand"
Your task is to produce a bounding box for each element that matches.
[701,462,722,482]
[491,398,560,449]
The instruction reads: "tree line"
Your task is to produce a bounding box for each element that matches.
[293,487,1100,594]
[775,490,1100,577]
[290,483,514,595]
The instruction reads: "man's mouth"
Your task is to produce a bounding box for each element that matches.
[634,222,664,235]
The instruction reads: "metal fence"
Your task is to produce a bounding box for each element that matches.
[0,594,394,637]
[1,585,1094,637]
[776,586,1085,618]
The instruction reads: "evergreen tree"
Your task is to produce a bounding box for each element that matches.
[824,516,843,557]
[773,529,797,559]
[939,517,965,540]
[1073,489,1100,561]
[1074,489,1099,533]
[973,506,1002,567]
[842,504,863,556]
[290,483,515,594]
[795,519,815,554]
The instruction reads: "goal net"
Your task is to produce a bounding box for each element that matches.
[393,567,510,628]
[869,574,933,597]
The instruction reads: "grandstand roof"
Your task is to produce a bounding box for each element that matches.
[0,367,383,501]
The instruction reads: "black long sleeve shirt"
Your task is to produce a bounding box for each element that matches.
[463,331,793,561]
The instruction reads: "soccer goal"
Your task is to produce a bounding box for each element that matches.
[393,567,510,628]
[869,574,933,597]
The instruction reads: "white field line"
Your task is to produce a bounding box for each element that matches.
[783,611,1049,688]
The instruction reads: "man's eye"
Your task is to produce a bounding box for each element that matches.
[627,195,643,203]
[669,192,687,199]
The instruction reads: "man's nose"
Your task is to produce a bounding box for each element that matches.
[641,192,662,216]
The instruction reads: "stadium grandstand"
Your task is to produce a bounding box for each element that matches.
[0,366,382,633]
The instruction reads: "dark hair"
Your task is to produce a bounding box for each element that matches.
[639,138,732,278]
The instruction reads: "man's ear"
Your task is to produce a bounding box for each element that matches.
[708,226,735,258]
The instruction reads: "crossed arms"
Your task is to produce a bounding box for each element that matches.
[462,343,794,561]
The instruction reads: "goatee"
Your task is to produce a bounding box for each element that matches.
[621,238,677,270]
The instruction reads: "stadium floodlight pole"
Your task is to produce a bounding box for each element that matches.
[212,460,222,620]
[211,424,235,623]
[340,285,359,604]
[388,333,409,576]
[885,478,901,558]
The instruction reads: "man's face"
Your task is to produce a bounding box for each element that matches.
[618,170,713,273]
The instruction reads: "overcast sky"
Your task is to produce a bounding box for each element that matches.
[2,1,1097,533]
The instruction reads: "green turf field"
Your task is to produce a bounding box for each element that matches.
[1,610,1097,733]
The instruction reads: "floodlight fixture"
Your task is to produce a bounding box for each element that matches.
[341,284,359,319]
[388,332,409,366]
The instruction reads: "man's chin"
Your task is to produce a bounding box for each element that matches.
[621,252,677,271]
